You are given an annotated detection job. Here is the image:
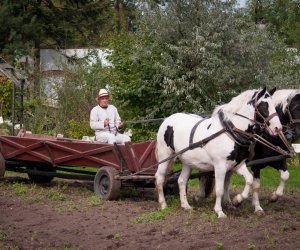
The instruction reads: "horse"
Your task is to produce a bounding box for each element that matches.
[155,88,282,218]
[199,89,300,215]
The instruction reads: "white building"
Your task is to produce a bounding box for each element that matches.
[21,48,112,106]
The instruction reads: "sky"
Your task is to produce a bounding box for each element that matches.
[237,0,247,8]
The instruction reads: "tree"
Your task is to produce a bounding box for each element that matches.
[108,0,297,123]
[247,0,300,47]
[0,0,114,95]
[105,32,165,141]
[0,75,13,120]
[53,51,110,138]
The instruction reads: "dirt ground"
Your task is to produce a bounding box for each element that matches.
[0,176,299,250]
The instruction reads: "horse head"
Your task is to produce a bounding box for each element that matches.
[271,90,300,137]
[288,92,300,136]
[247,87,282,136]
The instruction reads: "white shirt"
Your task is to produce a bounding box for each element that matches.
[90,104,122,134]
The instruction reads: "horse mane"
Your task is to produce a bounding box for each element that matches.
[272,89,300,110]
[212,89,259,119]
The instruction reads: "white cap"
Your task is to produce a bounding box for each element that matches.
[98,89,109,97]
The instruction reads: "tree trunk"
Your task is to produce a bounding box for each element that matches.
[33,42,41,98]
[115,0,126,32]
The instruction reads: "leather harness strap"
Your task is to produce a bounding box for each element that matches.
[218,110,254,147]
[189,117,209,146]
[285,97,300,125]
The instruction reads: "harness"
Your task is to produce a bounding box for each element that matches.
[285,96,300,130]
[126,97,296,176]
[188,117,226,150]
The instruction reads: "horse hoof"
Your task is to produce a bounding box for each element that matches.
[217,212,227,219]
[269,193,278,202]
[160,203,167,210]
[182,205,193,211]
[224,202,236,210]
[255,210,265,217]
[232,196,242,207]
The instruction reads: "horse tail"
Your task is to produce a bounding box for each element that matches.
[203,175,215,198]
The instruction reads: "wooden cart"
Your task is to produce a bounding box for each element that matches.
[0,130,163,200]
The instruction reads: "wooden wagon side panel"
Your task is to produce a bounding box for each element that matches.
[0,133,158,175]
[0,136,122,170]
[121,141,157,174]
[49,141,120,169]
[0,136,52,163]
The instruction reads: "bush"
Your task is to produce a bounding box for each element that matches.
[66,119,94,139]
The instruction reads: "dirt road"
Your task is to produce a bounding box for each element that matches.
[0,177,299,250]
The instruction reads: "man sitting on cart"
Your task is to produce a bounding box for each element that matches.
[90,89,131,144]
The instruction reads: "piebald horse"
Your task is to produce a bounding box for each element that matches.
[155,88,282,218]
[220,89,300,215]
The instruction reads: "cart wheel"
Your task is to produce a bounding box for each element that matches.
[94,166,121,200]
[0,152,5,177]
[27,165,55,183]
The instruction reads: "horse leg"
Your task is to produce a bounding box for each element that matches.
[232,163,253,206]
[252,176,265,215]
[270,169,289,202]
[195,173,216,202]
[155,160,174,209]
[250,168,264,215]
[223,171,233,206]
[178,165,192,210]
[214,167,227,218]
[195,176,208,202]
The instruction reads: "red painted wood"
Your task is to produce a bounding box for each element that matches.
[0,133,158,174]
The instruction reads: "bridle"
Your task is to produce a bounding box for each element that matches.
[285,96,300,130]
[235,95,278,133]
[230,95,295,157]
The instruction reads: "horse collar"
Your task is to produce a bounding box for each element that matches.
[218,110,254,147]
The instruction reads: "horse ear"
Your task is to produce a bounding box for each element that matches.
[269,87,277,96]
[257,87,267,100]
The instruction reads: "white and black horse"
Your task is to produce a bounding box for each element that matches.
[200,89,300,215]
[243,89,300,214]
[155,88,282,218]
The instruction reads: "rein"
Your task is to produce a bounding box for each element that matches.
[123,110,276,177]
[124,117,227,177]
[231,127,294,157]
[235,111,278,132]
[124,98,297,177]
[232,112,295,157]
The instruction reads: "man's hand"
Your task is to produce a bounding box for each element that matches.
[104,118,110,127]
[118,122,124,129]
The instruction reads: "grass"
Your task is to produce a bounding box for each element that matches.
[230,165,300,192]
[134,196,180,223]
[0,176,104,213]
[294,211,300,217]
[86,195,103,206]
[47,189,66,201]
[215,241,224,249]
[248,242,257,250]
[11,182,28,195]
[183,157,300,192]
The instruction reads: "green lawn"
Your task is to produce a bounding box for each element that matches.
[230,166,300,192]
[4,155,300,192]
[186,156,300,192]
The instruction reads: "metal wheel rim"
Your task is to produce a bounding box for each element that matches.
[99,175,110,195]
